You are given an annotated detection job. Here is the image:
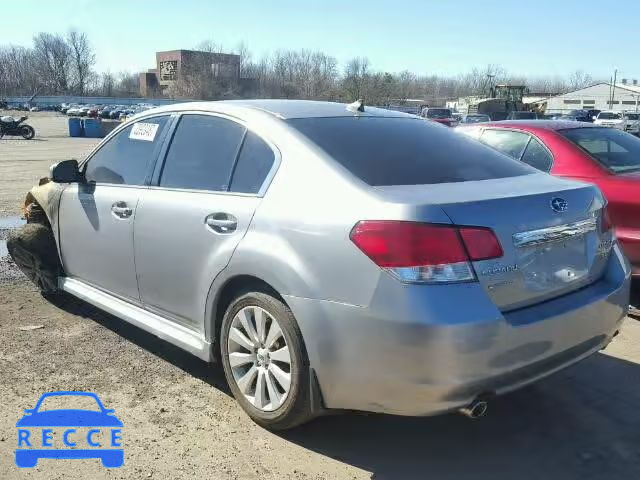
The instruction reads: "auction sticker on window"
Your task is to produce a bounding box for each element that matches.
[129,122,159,142]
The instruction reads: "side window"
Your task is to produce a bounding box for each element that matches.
[229,131,276,194]
[480,129,530,159]
[84,116,169,185]
[521,137,553,172]
[159,115,245,191]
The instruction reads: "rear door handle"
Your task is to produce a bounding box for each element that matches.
[205,214,237,234]
[111,201,133,219]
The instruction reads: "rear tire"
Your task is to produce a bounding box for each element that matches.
[7,224,61,294]
[20,125,35,139]
[220,291,314,430]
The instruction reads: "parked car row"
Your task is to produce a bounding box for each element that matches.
[61,103,157,119]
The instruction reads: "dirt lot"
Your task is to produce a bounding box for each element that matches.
[0,111,100,217]
[1,113,640,479]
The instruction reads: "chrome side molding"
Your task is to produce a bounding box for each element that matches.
[513,217,597,248]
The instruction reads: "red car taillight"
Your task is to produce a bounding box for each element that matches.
[350,221,503,283]
[601,205,613,233]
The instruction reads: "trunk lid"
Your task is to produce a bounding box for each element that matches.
[376,174,610,310]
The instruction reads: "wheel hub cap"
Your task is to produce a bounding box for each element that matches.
[256,348,269,366]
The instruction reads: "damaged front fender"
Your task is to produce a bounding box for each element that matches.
[22,177,65,228]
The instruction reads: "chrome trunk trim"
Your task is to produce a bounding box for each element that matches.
[513,218,597,248]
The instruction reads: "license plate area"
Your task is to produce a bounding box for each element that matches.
[517,235,589,292]
[513,217,596,293]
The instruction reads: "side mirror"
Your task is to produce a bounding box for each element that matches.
[50,159,81,183]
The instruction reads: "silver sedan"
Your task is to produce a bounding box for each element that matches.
[9,99,630,429]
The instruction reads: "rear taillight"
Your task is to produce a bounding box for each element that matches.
[601,205,613,233]
[350,221,503,283]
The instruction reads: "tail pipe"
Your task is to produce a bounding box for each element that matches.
[459,398,488,419]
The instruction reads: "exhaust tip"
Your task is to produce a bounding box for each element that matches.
[459,400,488,419]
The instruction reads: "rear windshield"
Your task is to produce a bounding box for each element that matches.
[288,117,534,186]
[560,127,640,173]
[425,109,452,119]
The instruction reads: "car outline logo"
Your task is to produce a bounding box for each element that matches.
[15,391,123,468]
[550,197,568,213]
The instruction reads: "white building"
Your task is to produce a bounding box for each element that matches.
[542,82,640,114]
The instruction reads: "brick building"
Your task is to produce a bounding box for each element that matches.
[140,49,241,97]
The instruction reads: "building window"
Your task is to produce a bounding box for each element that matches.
[159,60,177,81]
[609,101,620,105]
[622,100,636,105]
[582,100,595,104]
[563,99,581,104]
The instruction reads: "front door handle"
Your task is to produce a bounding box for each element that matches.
[205,214,237,234]
[111,201,133,219]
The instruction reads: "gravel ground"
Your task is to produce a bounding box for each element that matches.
[1,113,640,479]
[0,111,100,217]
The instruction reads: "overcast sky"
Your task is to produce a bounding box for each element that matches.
[3,0,636,79]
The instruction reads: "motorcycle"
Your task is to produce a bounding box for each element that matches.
[0,115,35,139]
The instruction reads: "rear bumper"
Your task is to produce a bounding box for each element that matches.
[286,243,630,416]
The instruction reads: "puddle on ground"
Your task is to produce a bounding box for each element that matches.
[0,216,24,229]
[0,216,25,258]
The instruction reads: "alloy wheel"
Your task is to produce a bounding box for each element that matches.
[227,306,292,412]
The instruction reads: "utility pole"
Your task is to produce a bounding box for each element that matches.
[611,68,618,109]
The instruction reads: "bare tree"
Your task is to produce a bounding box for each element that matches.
[567,70,593,91]
[67,30,95,95]
[101,72,115,97]
[343,57,370,100]
[235,41,252,78]
[33,32,72,94]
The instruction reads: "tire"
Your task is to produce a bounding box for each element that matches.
[20,125,35,139]
[220,291,314,430]
[7,224,61,294]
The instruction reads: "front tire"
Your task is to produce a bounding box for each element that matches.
[220,291,314,430]
[7,224,61,294]
[20,125,35,139]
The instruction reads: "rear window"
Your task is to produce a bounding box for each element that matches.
[287,117,534,186]
[425,109,452,119]
[559,127,640,173]
[598,112,621,120]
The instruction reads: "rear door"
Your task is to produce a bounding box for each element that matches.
[134,113,278,329]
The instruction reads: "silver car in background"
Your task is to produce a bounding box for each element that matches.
[11,100,630,429]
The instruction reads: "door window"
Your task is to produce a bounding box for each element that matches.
[84,116,169,185]
[520,137,553,172]
[480,129,530,159]
[159,115,246,191]
[229,131,276,194]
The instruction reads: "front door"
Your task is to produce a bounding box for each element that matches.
[57,115,171,302]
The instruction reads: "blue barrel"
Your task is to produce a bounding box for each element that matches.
[83,118,103,138]
[68,117,83,137]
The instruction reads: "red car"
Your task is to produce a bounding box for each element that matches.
[457,120,640,276]
[421,108,458,127]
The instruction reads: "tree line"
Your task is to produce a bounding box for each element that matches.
[1,31,598,104]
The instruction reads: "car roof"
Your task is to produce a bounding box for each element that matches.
[470,120,602,131]
[143,99,414,120]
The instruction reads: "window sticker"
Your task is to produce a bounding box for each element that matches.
[129,122,159,142]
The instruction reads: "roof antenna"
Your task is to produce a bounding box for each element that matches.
[346,98,365,113]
